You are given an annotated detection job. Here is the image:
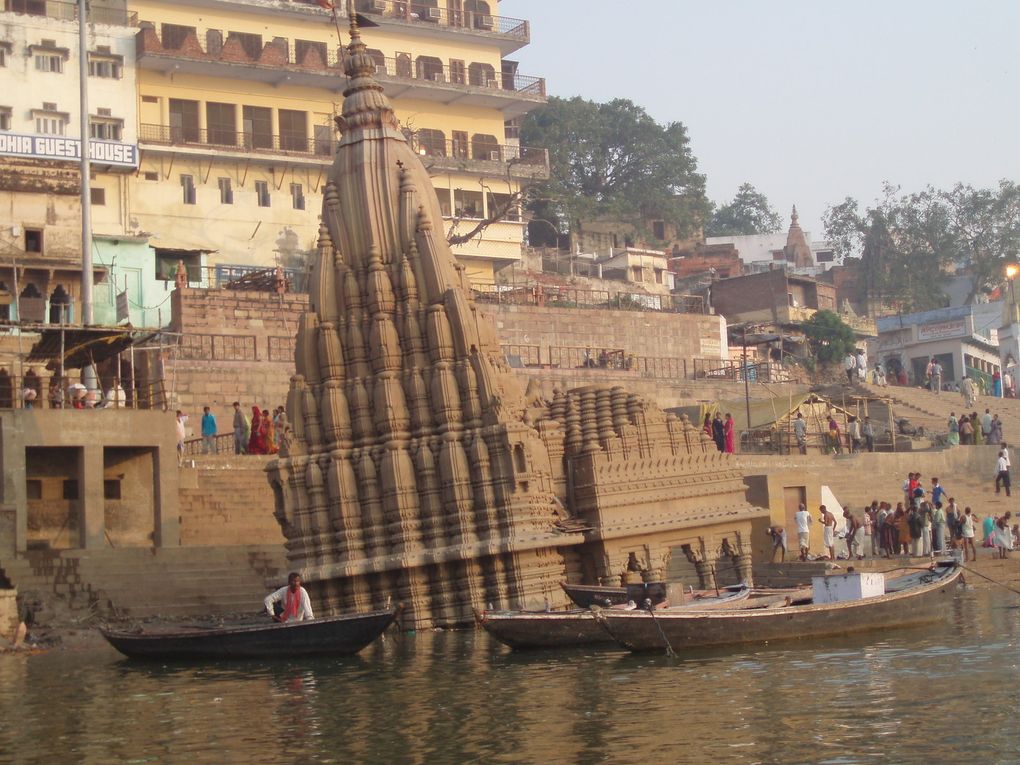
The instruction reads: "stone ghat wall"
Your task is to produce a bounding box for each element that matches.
[478,303,727,363]
[166,288,309,419]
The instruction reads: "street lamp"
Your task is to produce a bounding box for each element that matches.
[1006,263,1019,304]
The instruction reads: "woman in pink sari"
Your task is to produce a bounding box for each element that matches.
[724,412,735,453]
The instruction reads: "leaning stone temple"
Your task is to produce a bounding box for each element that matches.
[267,18,765,628]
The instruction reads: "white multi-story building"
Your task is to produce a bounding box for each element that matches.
[0,0,143,324]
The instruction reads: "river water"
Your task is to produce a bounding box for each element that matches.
[2,585,1019,765]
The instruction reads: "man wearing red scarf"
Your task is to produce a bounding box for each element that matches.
[264,572,315,622]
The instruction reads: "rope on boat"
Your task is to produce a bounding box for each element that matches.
[644,599,677,659]
[957,563,1020,598]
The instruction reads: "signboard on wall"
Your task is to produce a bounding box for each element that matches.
[115,291,130,323]
[917,319,966,342]
[0,133,138,168]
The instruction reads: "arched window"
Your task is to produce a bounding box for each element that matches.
[416,128,446,157]
[365,48,386,74]
[464,0,492,30]
[468,62,496,87]
[49,284,70,324]
[415,55,444,82]
[470,133,499,161]
[20,283,41,298]
[513,443,527,473]
[395,53,412,79]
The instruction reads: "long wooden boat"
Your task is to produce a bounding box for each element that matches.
[479,586,751,650]
[101,607,398,660]
[592,562,962,653]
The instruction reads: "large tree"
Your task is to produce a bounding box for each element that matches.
[803,310,857,365]
[520,96,709,239]
[704,183,782,236]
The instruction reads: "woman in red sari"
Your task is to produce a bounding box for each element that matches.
[724,412,735,453]
[247,405,269,454]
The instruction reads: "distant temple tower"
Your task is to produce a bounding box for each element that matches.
[267,13,765,628]
[783,206,814,269]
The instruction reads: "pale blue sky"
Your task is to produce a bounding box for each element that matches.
[505,0,1019,239]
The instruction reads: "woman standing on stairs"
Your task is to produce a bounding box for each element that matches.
[948,413,960,446]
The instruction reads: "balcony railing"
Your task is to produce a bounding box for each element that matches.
[139,123,336,159]
[135,27,545,98]
[408,136,548,177]
[474,286,706,315]
[354,0,529,42]
[4,0,137,25]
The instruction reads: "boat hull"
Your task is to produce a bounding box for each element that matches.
[481,587,751,649]
[101,608,398,660]
[594,565,962,653]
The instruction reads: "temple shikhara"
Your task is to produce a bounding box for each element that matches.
[267,17,765,628]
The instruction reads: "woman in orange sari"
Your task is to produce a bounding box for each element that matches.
[263,408,278,455]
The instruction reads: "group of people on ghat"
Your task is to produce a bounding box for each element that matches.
[769,470,1017,564]
[947,408,1005,447]
[175,402,290,463]
[702,411,736,453]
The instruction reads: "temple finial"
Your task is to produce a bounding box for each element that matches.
[347,0,359,38]
[791,205,799,225]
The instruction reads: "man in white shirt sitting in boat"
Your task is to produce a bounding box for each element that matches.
[264,572,315,622]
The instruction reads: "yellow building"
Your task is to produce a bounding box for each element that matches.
[126,0,548,286]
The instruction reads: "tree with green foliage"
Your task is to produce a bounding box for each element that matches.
[824,181,1020,311]
[803,310,857,365]
[520,96,709,239]
[705,183,782,236]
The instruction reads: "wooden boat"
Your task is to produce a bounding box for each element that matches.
[101,607,398,660]
[478,585,752,650]
[592,562,962,653]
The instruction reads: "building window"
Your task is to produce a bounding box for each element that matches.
[313,123,333,156]
[0,42,10,68]
[169,98,200,143]
[25,229,43,253]
[141,95,159,104]
[290,183,305,210]
[255,180,271,208]
[454,189,483,219]
[161,24,196,50]
[416,128,446,157]
[34,52,63,73]
[32,103,69,136]
[652,220,666,240]
[143,171,158,181]
[242,105,272,150]
[295,39,327,65]
[181,174,196,205]
[206,102,236,146]
[449,59,465,84]
[278,109,307,152]
[90,188,105,205]
[229,31,263,60]
[103,479,122,500]
[89,112,124,141]
[88,50,123,79]
[62,479,79,501]
[0,107,10,131]
[218,177,233,204]
[26,479,42,500]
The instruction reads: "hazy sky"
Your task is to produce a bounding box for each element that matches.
[504,0,1020,239]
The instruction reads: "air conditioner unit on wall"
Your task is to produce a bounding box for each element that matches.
[489,150,500,161]
[478,14,494,29]
[426,7,442,20]
[367,0,386,12]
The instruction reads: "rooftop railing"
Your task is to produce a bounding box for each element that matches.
[354,0,529,41]
[136,27,545,97]
[139,123,336,160]
[475,286,706,315]
[4,0,137,26]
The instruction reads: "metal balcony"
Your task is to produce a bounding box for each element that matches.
[135,27,545,118]
[353,0,530,55]
[3,0,137,25]
[408,136,549,180]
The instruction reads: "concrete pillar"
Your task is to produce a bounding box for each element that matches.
[81,444,104,549]
[0,414,27,554]
[153,446,180,547]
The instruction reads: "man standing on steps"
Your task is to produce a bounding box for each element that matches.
[932,358,943,395]
[982,408,993,443]
[856,349,867,383]
[843,352,857,385]
[819,505,838,560]
[232,401,246,455]
[201,406,217,455]
[861,416,875,452]
[795,503,812,561]
[925,357,935,391]
[996,449,1012,497]
[961,375,977,408]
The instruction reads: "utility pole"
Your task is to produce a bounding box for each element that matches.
[78,0,93,325]
[742,324,752,445]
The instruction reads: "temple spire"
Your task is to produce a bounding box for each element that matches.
[791,205,799,226]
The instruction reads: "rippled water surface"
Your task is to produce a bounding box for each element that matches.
[2,587,1020,764]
